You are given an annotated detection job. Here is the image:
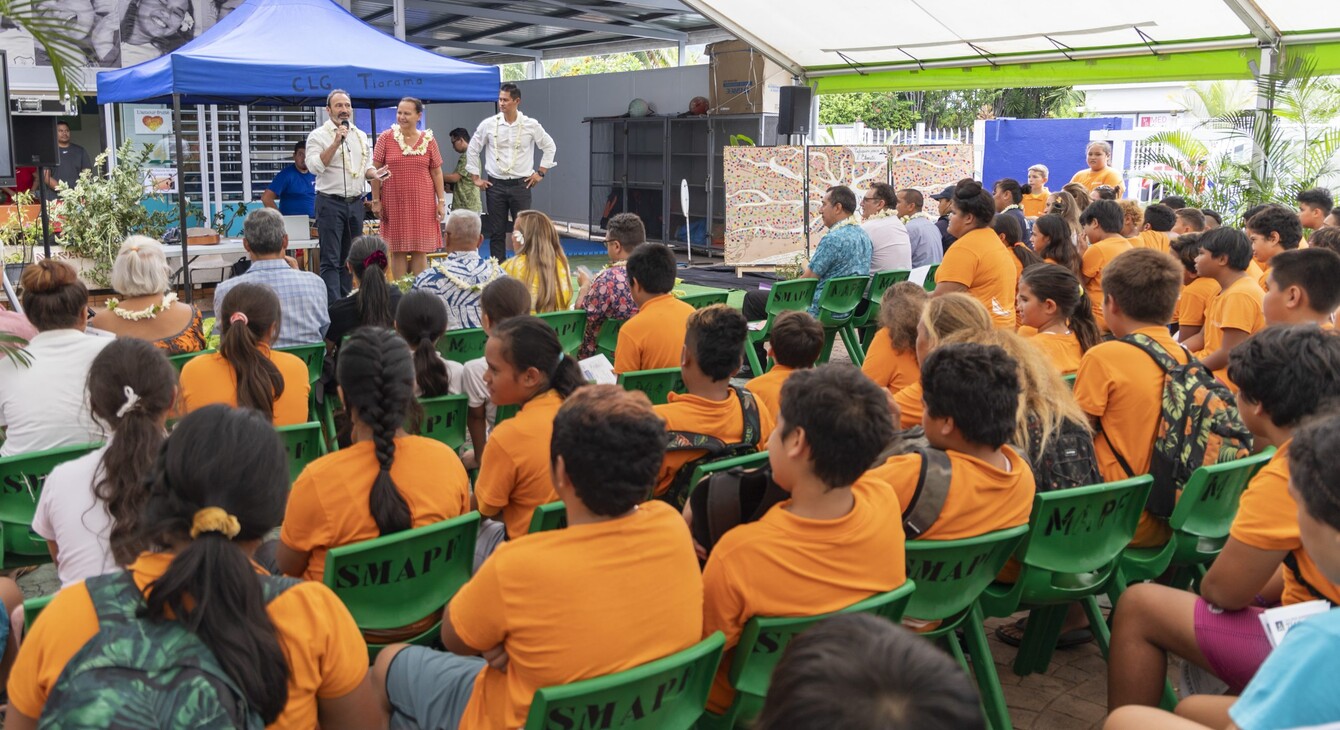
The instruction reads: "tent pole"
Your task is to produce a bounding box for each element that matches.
[1251,45,1277,185]
[173,93,194,304]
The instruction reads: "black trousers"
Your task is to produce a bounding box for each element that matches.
[315,194,363,301]
[484,177,532,262]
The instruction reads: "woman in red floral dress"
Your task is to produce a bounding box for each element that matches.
[372,97,447,279]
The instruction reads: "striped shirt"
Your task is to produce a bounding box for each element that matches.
[213,260,329,348]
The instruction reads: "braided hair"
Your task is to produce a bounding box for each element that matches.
[337,328,415,535]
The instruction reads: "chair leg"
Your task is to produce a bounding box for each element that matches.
[963,604,1013,730]
[817,329,838,365]
[1080,595,1111,660]
[840,325,865,365]
[1013,604,1066,677]
[746,336,764,377]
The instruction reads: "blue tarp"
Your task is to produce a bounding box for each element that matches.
[96,0,500,105]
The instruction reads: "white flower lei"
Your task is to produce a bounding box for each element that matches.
[432,257,505,293]
[863,208,899,222]
[1001,204,1022,214]
[828,215,860,232]
[391,126,434,156]
[105,292,177,322]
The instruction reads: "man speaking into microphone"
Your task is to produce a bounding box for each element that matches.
[306,89,390,301]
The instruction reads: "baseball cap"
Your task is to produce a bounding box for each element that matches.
[929,185,955,201]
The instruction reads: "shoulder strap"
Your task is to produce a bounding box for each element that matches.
[85,572,145,625]
[664,430,730,455]
[1118,332,1185,373]
[902,448,953,538]
[732,386,762,448]
[1283,552,1331,602]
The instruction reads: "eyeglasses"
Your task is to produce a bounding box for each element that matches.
[861,197,878,203]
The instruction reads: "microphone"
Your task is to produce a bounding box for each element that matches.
[340,119,350,144]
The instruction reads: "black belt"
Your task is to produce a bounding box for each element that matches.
[318,192,363,204]
[488,176,527,186]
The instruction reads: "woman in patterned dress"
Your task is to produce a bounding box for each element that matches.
[372,97,447,279]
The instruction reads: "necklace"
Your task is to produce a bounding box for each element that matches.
[828,216,859,232]
[493,113,524,172]
[864,208,898,222]
[336,122,367,181]
[392,126,433,156]
[1002,204,1022,214]
[432,257,505,293]
[105,292,177,321]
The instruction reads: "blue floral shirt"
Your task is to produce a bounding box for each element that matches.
[412,251,503,330]
[807,220,873,314]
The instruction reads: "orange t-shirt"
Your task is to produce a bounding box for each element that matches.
[861,329,920,394]
[745,365,795,418]
[1082,236,1134,332]
[1246,259,1265,284]
[613,294,694,375]
[1257,263,1271,293]
[867,446,1036,541]
[179,348,311,426]
[1177,276,1221,329]
[1229,441,1340,605]
[934,227,1018,329]
[1068,167,1123,192]
[280,436,472,581]
[1022,191,1049,219]
[893,381,923,429]
[475,390,564,538]
[1024,330,1083,375]
[1128,230,1171,254]
[449,500,703,730]
[652,389,776,496]
[1195,276,1265,388]
[701,476,907,712]
[1073,326,1188,546]
[7,553,368,728]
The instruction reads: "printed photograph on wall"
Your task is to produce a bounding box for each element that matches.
[1,0,233,70]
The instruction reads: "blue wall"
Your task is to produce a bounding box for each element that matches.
[982,117,1133,194]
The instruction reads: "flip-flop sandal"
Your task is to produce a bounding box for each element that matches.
[995,617,1094,649]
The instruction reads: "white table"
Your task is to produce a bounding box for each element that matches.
[162,237,319,260]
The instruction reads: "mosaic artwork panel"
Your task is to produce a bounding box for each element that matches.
[723,146,807,266]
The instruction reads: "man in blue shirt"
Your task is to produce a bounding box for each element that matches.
[262,141,316,218]
[896,188,945,268]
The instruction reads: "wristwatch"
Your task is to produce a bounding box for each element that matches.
[536,170,546,178]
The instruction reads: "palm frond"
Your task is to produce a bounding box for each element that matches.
[0,0,89,101]
[0,333,33,368]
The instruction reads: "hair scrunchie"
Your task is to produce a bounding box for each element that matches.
[190,507,241,539]
[229,311,249,326]
[362,249,389,270]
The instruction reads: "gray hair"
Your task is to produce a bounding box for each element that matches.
[445,209,482,244]
[326,88,350,107]
[110,235,170,296]
[242,208,287,255]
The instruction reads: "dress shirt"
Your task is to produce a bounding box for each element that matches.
[906,215,945,267]
[305,120,372,196]
[863,216,912,271]
[213,259,329,348]
[465,112,557,180]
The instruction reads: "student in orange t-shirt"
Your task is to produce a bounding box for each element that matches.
[613,242,695,375]
[1182,228,1265,388]
[861,282,928,395]
[1245,204,1304,291]
[6,405,381,730]
[1068,141,1123,198]
[702,365,907,717]
[372,386,704,730]
[1079,200,1134,333]
[867,342,1036,541]
[892,294,994,429]
[474,316,586,551]
[1170,234,1219,343]
[1129,203,1174,254]
[179,283,310,426]
[1022,164,1051,219]
[933,180,1018,329]
[1107,326,1340,711]
[747,310,823,417]
[1263,248,1340,327]
[1073,248,1185,548]
[654,305,776,497]
[277,328,472,586]
[461,277,532,470]
[1031,213,1084,280]
[1016,263,1101,376]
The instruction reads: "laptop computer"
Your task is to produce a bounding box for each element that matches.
[283,215,312,242]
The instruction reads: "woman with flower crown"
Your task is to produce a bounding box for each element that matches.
[371,96,447,280]
[87,236,206,353]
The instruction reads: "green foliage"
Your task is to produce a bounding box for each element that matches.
[542,48,697,78]
[0,333,33,367]
[820,87,1085,129]
[0,0,88,101]
[0,190,43,251]
[1138,129,1244,214]
[818,93,917,130]
[54,140,173,287]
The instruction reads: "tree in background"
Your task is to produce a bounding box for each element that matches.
[819,87,1085,129]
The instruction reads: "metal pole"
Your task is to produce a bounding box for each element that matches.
[173,94,194,303]
[1251,45,1277,185]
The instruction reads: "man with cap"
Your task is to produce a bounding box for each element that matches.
[932,185,956,251]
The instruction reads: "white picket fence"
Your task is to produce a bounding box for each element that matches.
[817,122,974,146]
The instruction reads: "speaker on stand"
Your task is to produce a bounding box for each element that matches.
[10,115,60,257]
[778,85,813,144]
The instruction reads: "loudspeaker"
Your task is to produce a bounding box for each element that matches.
[11,116,58,167]
[778,86,812,137]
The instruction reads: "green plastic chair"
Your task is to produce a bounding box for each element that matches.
[678,290,729,309]
[276,343,325,386]
[685,451,771,505]
[596,318,626,361]
[416,394,469,451]
[813,274,871,365]
[168,348,212,372]
[521,632,726,730]
[23,593,53,631]
[617,368,685,406]
[537,310,589,357]
[494,404,519,425]
[0,442,102,568]
[437,328,489,365]
[854,269,912,349]
[1062,373,1076,389]
[905,526,1029,730]
[1110,448,1275,602]
[323,511,480,659]
[745,279,818,376]
[979,475,1153,678]
[277,343,330,448]
[276,422,327,484]
[527,501,568,533]
[697,582,916,729]
[922,264,940,292]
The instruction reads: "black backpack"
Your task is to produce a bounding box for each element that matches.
[657,386,763,510]
[1023,413,1102,493]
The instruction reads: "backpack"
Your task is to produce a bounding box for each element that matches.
[1107,333,1252,518]
[870,434,954,538]
[1023,413,1102,493]
[39,571,299,730]
[657,386,763,510]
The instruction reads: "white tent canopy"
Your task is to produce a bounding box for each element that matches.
[680,0,1340,92]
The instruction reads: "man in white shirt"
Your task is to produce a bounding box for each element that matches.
[305,89,389,302]
[896,188,945,268]
[859,183,912,271]
[466,82,558,262]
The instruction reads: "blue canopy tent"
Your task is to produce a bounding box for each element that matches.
[95,0,501,299]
